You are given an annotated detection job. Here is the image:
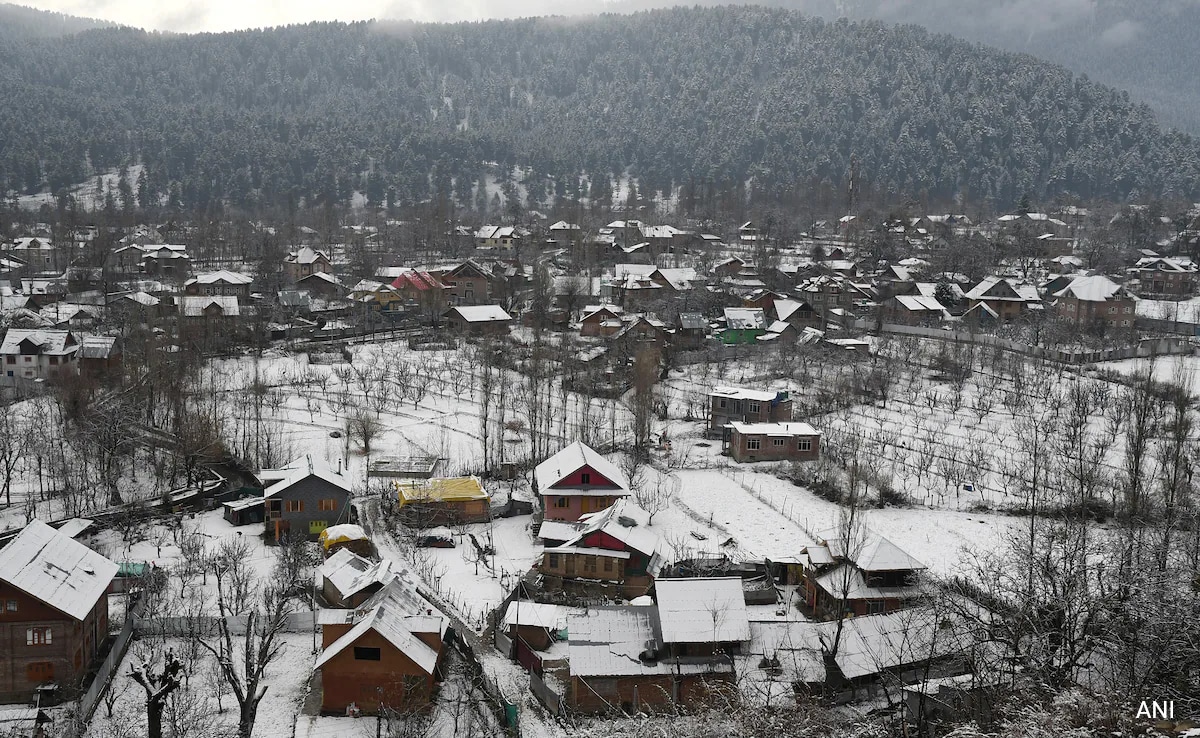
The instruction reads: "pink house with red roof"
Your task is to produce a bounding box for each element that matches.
[534,441,630,522]
[390,270,448,319]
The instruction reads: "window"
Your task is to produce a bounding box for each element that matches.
[748,401,761,414]
[318,498,337,511]
[286,499,303,513]
[4,356,13,364]
[1122,320,1130,327]
[6,600,16,612]
[580,472,591,485]
[746,438,761,451]
[867,600,887,615]
[48,356,57,365]
[1124,306,1132,313]
[27,627,51,645]
[554,497,569,508]
[26,662,53,682]
[772,438,785,447]
[584,556,597,573]
[603,557,614,572]
[798,439,813,452]
[1108,306,1117,314]
[547,553,560,568]
[718,398,726,409]
[308,520,327,534]
[353,647,381,661]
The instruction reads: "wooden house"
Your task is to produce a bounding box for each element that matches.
[579,305,625,337]
[534,441,630,522]
[443,305,512,335]
[798,529,926,619]
[0,520,118,702]
[314,577,447,715]
[540,499,665,598]
[964,277,1041,322]
[260,455,354,543]
[394,477,490,527]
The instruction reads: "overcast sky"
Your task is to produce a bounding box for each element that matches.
[21,0,627,32]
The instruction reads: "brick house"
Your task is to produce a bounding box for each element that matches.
[439,261,494,306]
[0,329,80,386]
[1051,275,1136,330]
[708,387,793,434]
[534,441,629,522]
[724,422,820,463]
[260,455,353,543]
[1131,256,1197,296]
[565,577,747,714]
[964,277,1041,321]
[183,270,254,298]
[283,246,332,282]
[314,577,447,714]
[0,520,118,702]
[540,499,665,598]
[798,528,926,619]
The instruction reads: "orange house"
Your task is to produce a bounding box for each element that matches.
[314,578,447,714]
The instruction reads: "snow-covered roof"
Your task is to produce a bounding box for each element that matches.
[319,549,397,601]
[710,386,782,402]
[729,421,820,437]
[79,335,118,359]
[501,601,564,630]
[313,579,443,674]
[179,295,240,317]
[894,294,946,312]
[286,246,329,264]
[186,270,253,286]
[555,499,664,564]
[1052,275,1126,302]
[821,607,964,680]
[655,577,751,644]
[0,519,118,621]
[534,440,629,494]
[0,328,78,355]
[723,307,767,330]
[857,535,927,572]
[262,454,352,499]
[965,276,1040,303]
[447,305,512,323]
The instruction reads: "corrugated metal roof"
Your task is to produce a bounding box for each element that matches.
[0,520,118,621]
[655,577,750,644]
[534,441,629,495]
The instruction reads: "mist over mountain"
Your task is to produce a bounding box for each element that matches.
[597,0,1200,134]
[2,4,1199,212]
[0,3,116,37]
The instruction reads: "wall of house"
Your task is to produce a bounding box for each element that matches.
[443,272,491,305]
[708,396,793,432]
[729,431,820,463]
[0,583,107,701]
[266,476,352,542]
[568,672,731,714]
[541,493,623,522]
[319,629,436,714]
[541,551,625,582]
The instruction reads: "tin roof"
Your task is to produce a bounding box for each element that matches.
[0,520,118,621]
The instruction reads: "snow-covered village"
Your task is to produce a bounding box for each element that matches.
[0,201,1199,738]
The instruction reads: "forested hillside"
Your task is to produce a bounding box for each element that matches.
[2,4,1199,211]
[0,3,115,38]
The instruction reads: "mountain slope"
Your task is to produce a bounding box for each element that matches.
[1,5,1198,210]
[0,3,116,38]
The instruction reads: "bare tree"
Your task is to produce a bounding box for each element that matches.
[129,650,184,738]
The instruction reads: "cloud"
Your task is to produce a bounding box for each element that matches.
[1098,18,1142,46]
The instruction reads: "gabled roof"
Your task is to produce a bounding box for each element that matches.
[534,440,629,494]
[655,577,751,644]
[0,519,118,621]
[286,246,330,264]
[319,548,397,601]
[261,454,352,499]
[391,270,445,292]
[179,295,240,317]
[313,579,443,674]
[965,276,1039,303]
[1052,275,1127,302]
[446,305,511,323]
[894,294,946,312]
[0,329,78,355]
[723,307,767,330]
[553,499,663,562]
[185,270,253,286]
[501,600,565,630]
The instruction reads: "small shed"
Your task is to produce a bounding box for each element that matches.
[222,495,265,526]
[395,477,491,527]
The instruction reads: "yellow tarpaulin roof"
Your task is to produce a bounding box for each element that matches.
[396,477,488,505]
